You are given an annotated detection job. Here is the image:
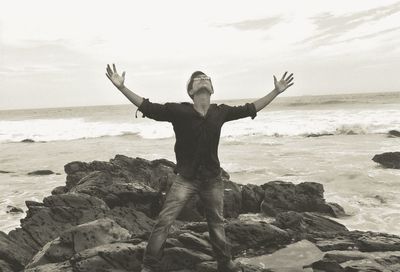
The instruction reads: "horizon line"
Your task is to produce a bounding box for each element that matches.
[1,90,399,112]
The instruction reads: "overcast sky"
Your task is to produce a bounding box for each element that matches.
[1,0,400,110]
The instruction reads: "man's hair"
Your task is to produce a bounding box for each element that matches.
[186,71,213,99]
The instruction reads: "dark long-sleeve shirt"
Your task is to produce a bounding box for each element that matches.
[137,98,257,179]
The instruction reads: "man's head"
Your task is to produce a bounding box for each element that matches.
[186,71,214,100]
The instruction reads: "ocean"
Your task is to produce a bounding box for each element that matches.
[1,91,400,235]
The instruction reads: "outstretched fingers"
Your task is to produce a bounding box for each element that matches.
[287,74,294,84]
[113,63,117,73]
[281,71,288,81]
[106,64,113,77]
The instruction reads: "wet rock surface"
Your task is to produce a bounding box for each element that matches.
[0,154,399,272]
[372,152,400,169]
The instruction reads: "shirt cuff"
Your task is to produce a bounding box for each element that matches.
[248,102,257,119]
[137,98,150,117]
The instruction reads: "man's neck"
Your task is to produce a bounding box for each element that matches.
[193,101,210,116]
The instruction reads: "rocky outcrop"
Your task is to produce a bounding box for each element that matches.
[1,154,399,272]
[260,181,346,217]
[388,130,400,137]
[372,152,400,169]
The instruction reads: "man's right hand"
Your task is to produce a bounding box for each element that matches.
[106,63,125,89]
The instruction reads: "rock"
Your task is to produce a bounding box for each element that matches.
[64,155,182,218]
[310,246,400,271]
[237,240,323,271]
[70,242,146,272]
[225,220,291,256]
[315,250,400,272]
[315,237,356,251]
[324,202,347,217]
[342,260,386,271]
[6,205,23,213]
[311,259,344,272]
[51,186,68,195]
[26,218,131,269]
[0,170,13,173]
[64,155,244,221]
[372,152,400,169]
[241,184,264,213]
[27,170,55,176]
[107,155,175,191]
[222,180,242,218]
[4,155,400,272]
[196,261,273,272]
[21,138,35,143]
[8,193,109,254]
[357,234,400,252]
[273,211,348,236]
[160,247,213,271]
[177,232,213,256]
[105,206,154,236]
[24,260,74,272]
[0,259,14,272]
[388,130,400,137]
[69,170,161,216]
[306,133,334,137]
[25,200,44,208]
[260,181,345,217]
[0,230,33,271]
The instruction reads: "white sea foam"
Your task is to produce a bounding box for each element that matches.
[1,108,399,143]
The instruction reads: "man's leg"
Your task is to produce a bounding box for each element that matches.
[199,175,240,272]
[142,175,197,271]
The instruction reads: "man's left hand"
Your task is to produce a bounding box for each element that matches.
[274,71,294,94]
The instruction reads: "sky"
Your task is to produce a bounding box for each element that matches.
[1,0,400,110]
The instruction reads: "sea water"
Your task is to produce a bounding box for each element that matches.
[1,92,400,235]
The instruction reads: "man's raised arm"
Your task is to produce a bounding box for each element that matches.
[105,63,143,107]
[252,71,294,112]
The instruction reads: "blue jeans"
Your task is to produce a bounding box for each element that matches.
[142,172,234,271]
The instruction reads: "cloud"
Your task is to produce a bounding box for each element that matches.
[215,16,283,31]
[303,1,400,46]
[339,26,400,43]
[0,39,97,76]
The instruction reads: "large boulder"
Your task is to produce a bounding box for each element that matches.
[26,218,131,269]
[225,220,291,256]
[273,211,348,236]
[7,193,109,261]
[64,155,175,192]
[70,242,146,272]
[69,170,161,216]
[260,181,345,217]
[372,152,400,169]
[312,250,400,272]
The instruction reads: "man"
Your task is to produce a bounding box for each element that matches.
[105,64,294,272]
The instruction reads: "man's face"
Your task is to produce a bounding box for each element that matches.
[191,75,213,97]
